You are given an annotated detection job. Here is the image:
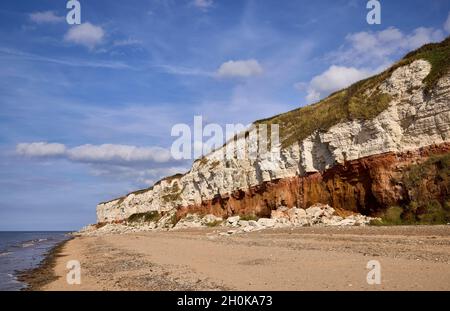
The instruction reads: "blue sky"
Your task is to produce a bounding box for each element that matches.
[1,0,449,230]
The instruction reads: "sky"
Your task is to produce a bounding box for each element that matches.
[1,0,450,230]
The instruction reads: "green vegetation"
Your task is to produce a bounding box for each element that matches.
[370,206,404,226]
[403,37,450,94]
[255,36,450,148]
[193,156,209,167]
[154,173,184,187]
[205,220,223,227]
[210,160,221,169]
[127,211,161,223]
[255,76,392,147]
[161,182,182,203]
[372,200,450,226]
[373,153,450,225]
[95,222,107,229]
[170,213,179,226]
[239,214,259,221]
[403,153,450,191]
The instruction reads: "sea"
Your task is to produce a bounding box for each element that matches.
[0,231,71,291]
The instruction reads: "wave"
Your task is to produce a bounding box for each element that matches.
[20,238,49,248]
[0,252,12,257]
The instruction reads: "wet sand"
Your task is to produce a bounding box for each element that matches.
[25,226,450,290]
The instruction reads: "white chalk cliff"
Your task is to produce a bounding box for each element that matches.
[97,41,450,223]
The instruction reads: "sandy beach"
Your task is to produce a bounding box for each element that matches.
[24,226,450,291]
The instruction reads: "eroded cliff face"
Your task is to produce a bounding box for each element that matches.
[175,143,450,220]
[97,59,450,223]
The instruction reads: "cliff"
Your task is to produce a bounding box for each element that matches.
[97,38,450,224]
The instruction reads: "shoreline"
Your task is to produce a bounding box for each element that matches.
[17,236,73,291]
[23,225,450,291]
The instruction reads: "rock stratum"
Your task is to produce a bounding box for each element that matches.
[96,38,450,227]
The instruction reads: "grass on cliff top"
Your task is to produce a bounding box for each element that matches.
[255,36,450,148]
[403,36,450,93]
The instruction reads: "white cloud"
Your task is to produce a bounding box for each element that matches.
[303,66,372,102]
[193,0,214,10]
[303,24,448,103]
[444,12,450,33]
[217,59,263,78]
[407,27,445,48]
[29,11,64,24]
[64,22,105,49]
[16,143,187,187]
[331,26,445,67]
[67,144,171,163]
[16,142,66,157]
[17,143,172,164]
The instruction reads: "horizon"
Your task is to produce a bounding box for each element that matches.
[1,0,450,230]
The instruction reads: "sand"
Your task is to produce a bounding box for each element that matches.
[28,226,450,291]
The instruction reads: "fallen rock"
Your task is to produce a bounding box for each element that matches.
[83,203,376,237]
[257,218,276,228]
[270,203,374,228]
[248,220,260,227]
[226,216,240,227]
[335,218,357,226]
[174,214,203,229]
[238,220,249,227]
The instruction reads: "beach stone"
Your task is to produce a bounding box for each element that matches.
[248,220,259,227]
[257,218,276,228]
[271,209,288,219]
[325,216,344,226]
[174,214,203,229]
[287,208,306,220]
[238,220,249,227]
[227,216,240,227]
[336,218,357,226]
[242,226,254,233]
[274,218,291,228]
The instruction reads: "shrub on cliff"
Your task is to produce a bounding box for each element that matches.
[127,211,161,223]
[402,153,449,223]
[239,214,259,221]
